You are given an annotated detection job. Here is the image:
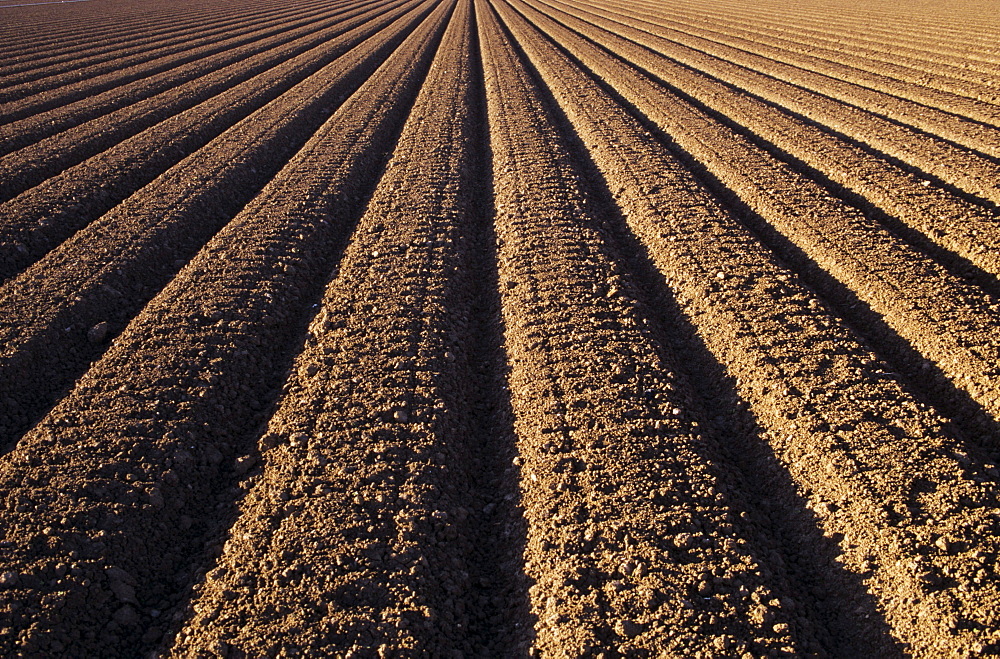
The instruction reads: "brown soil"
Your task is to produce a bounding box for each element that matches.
[1,0,999,656]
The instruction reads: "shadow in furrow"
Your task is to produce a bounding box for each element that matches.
[460,5,535,652]
[147,36,462,659]
[530,28,1000,462]
[577,3,1000,175]
[507,28,901,654]
[594,237,904,655]
[665,149,1000,460]
[732,207,1000,459]
[0,0,399,202]
[0,3,431,456]
[0,0,413,276]
[595,48,1000,300]
[0,0,335,100]
[0,7,452,654]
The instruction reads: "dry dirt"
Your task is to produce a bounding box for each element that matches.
[1,0,999,656]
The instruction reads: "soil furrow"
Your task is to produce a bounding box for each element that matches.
[0,0,401,202]
[0,0,434,450]
[674,7,999,102]
[597,0,1000,101]
[553,3,1000,202]
[167,4,526,653]
[2,0,999,654]
[480,1,824,655]
[491,0,1000,654]
[592,0,1000,119]
[0,0,371,160]
[0,2,452,655]
[638,0,1000,69]
[0,2,329,93]
[0,0,330,93]
[0,2,349,124]
[0,0,417,282]
[506,0,1000,451]
[563,0,1000,175]
[0,0,283,52]
[0,1,235,58]
[652,7,999,96]
[520,0,1000,287]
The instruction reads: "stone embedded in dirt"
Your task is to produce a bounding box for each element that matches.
[393,409,409,422]
[259,433,281,451]
[935,537,952,553]
[615,619,642,638]
[87,321,110,344]
[0,571,19,588]
[289,433,308,448]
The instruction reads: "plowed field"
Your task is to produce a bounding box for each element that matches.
[1,0,999,656]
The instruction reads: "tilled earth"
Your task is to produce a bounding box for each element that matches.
[1,0,1000,656]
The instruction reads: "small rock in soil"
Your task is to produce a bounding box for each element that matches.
[87,322,109,344]
[259,433,282,450]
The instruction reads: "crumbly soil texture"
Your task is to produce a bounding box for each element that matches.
[1,0,999,656]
